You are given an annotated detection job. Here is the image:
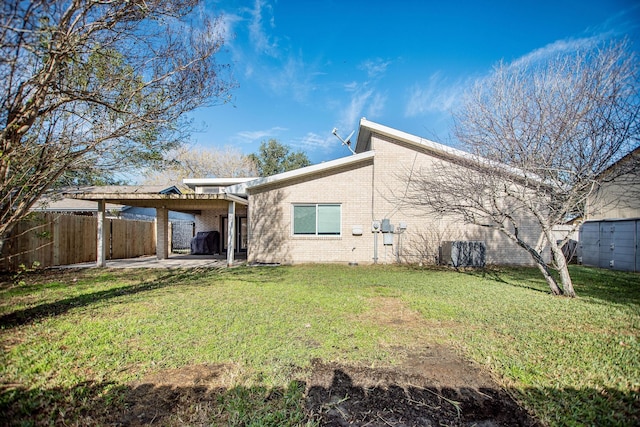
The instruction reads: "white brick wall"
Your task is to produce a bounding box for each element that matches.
[194,206,248,233]
[368,133,543,266]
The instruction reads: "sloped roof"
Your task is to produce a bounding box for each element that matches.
[356,118,550,186]
[183,177,259,188]
[355,118,471,160]
[66,185,183,195]
[35,185,185,212]
[64,184,248,211]
[224,151,376,193]
[33,197,124,213]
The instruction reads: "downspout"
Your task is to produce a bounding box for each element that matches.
[371,159,378,263]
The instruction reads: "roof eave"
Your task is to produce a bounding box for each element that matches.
[64,192,248,206]
[235,151,376,192]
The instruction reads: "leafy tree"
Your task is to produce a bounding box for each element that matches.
[57,169,129,187]
[142,145,258,186]
[403,39,639,297]
[0,0,234,254]
[248,139,311,177]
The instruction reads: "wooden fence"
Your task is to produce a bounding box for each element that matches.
[0,213,156,271]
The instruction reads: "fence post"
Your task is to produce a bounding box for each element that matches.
[52,214,60,266]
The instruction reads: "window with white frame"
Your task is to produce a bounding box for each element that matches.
[292,204,341,236]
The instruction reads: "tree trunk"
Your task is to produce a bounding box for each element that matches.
[509,231,565,296]
[550,241,576,297]
[535,261,564,296]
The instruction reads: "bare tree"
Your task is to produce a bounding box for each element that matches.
[0,0,234,254]
[142,145,258,186]
[402,223,463,265]
[404,39,640,297]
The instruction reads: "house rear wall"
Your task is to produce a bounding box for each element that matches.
[247,132,544,265]
[248,160,375,264]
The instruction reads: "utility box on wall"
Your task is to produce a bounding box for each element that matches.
[440,241,486,267]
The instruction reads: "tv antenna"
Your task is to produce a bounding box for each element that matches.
[332,128,356,155]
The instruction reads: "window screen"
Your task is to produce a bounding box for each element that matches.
[293,204,341,236]
[293,205,316,234]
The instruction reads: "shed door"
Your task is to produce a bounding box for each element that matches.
[579,222,600,267]
[612,220,636,272]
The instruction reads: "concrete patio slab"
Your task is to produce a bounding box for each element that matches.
[58,254,246,269]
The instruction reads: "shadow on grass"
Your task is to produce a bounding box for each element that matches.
[0,378,307,427]
[462,265,640,306]
[0,269,217,329]
[2,366,638,426]
[568,266,640,306]
[461,266,552,295]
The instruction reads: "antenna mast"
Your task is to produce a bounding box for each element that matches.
[332,128,356,155]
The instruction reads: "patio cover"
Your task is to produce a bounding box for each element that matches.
[65,187,247,267]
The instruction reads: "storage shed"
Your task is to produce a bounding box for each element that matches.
[579,219,640,272]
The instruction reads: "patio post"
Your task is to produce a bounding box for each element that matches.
[156,207,169,260]
[227,201,235,267]
[96,199,107,267]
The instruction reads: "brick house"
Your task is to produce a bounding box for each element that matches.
[188,118,545,266]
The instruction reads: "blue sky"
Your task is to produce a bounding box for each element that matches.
[187,0,640,164]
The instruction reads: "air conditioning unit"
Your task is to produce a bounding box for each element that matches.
[440,241,486,267]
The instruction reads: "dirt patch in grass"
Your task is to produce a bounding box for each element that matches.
[305,349,538,426]
[118,364,239,426]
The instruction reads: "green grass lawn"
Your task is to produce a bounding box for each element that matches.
[0,264,638,426]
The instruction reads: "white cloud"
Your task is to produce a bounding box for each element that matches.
[217,12,241,44]
[327,57,394,131]
[293,132,336,152]
[266,55,314,103]
[235,126,287,143]
[359,58,391,79]
[248,0,279,57]
[405,72,465,117]
[344,88,373,127]
[343,81,359,92]
[509,36,604,68]
[366,92,386,118]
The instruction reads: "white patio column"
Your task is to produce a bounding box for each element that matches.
[96,199,107,267]
[227,201,235,267]
[156,207,169,260]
